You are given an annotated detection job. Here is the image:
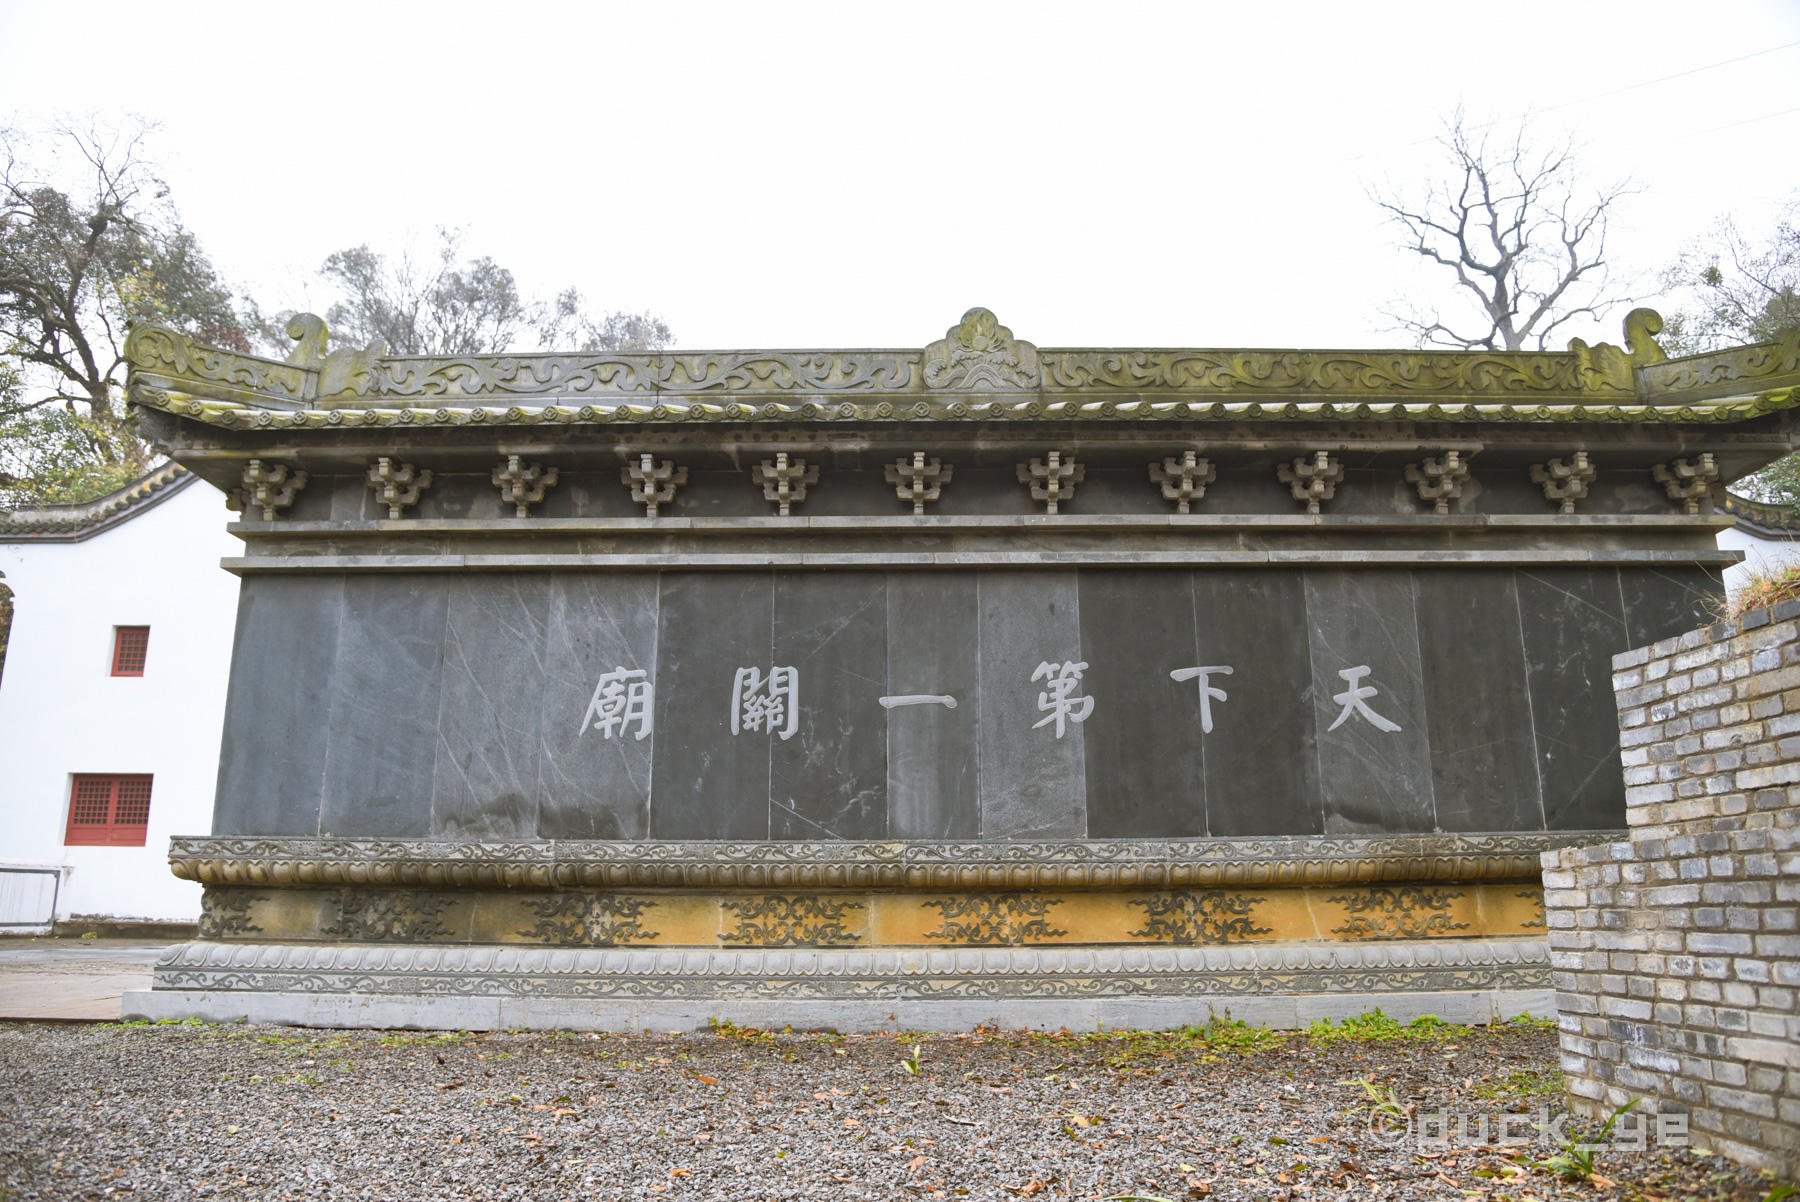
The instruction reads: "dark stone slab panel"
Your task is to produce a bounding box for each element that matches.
[975,570,1087,839]
[212,575,343,836]
[1080,570,1206,837]
[1619,565,1722,648]
[535,571,661,841]
[770,572,890,839]
[429,575,552,839]
[1189,568,1322,836]
[1516,567,1630,830]
[649,572,774,839]
[1413,569,1544,832]
[1304,569,1437,834]
[318,575,448,838]
[885,572,980,839]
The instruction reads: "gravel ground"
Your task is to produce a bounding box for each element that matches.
[0,1016,1785,1201]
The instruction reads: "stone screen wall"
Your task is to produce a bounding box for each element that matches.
[1543,599,1800,1176]
[211,565,1714,843]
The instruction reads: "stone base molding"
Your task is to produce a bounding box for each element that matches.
[125,937,1550,1033]
[169,833,1603,892]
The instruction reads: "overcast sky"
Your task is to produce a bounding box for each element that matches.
[2,0,1797,352]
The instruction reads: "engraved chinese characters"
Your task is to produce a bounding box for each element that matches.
[1032,661,1094,738]
[580,668,653,741]
[731,666,799,739]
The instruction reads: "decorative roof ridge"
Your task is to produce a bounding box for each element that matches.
[0,462,193,541]
[1723,490,1800,538]
[122,307,1800,424]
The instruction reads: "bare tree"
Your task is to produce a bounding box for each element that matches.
[302,228,672,357]
[1373,111,1637,351]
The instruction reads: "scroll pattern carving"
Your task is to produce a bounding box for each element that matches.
[124,323,312,402]
[198,889,264,938]
[518,894,658,946]
[321,890,456,941]
[921,895,1067,946]
[720,896,864,947]
[1518,889,1547,930]
[1127,891,1269,944]
[1328,886,1469,939]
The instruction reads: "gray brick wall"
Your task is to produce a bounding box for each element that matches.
[1544,599,1800,1176]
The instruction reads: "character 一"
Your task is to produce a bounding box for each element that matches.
[732,666,799,740]
[579,667,653,740]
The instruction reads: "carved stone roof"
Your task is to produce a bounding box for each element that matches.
[0,463,193,542]
[123,307,1800,431]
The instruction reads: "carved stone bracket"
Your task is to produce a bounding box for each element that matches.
[1404,451,1472,515]
[884,452,953,514]
[1277,451,1343,514]
[367,457,433,519]
[623,453,687,517]
[492,455,558,518]
[1017,451,1083,514]
[1147,451,1215,514]
[227,459,307,521]
[1652,453,1722,515]
[752,453,818,517]
[1530,452,1596,514]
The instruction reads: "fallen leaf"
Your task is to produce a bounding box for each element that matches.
[669,1168,691,1178]
[696,1076,718,1085]
[1590,1174,1615,1190]
[1188,1187,1212,1198]
[908,1155,929,1169]
[814,1092,832,1100]
[1309,1136,1331,1143]
[946,1116,976,1126]
[844,1118,861,1127]
[531,1104,551,1111]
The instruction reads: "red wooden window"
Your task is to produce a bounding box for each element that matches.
[111,626,150,676]
[64,775,153,846]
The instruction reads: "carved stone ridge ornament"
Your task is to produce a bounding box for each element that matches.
[1277,451,1343,514]
[1018,451,1083,514]
[1404,451,1472,515]
[623,454,687,517]
[492,455,558,517]
[1652,453,1722,514]
[923,307,1040,391]
[752,453,818,516]
[1148,451,1215,514]
[1530,452,1596,514]
[885,452,953,514]
[283,312,384,398]
[227,459,307,521]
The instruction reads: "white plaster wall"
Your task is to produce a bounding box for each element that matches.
[1717,524,1800,595]
[0,481,241,921]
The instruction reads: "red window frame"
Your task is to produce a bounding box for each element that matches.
[64,775,153,847]
[111,626,150,677]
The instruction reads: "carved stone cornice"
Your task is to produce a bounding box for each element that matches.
[146,936,1550,1000]
[122,309,1800,429]
[167,832,1605,891]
